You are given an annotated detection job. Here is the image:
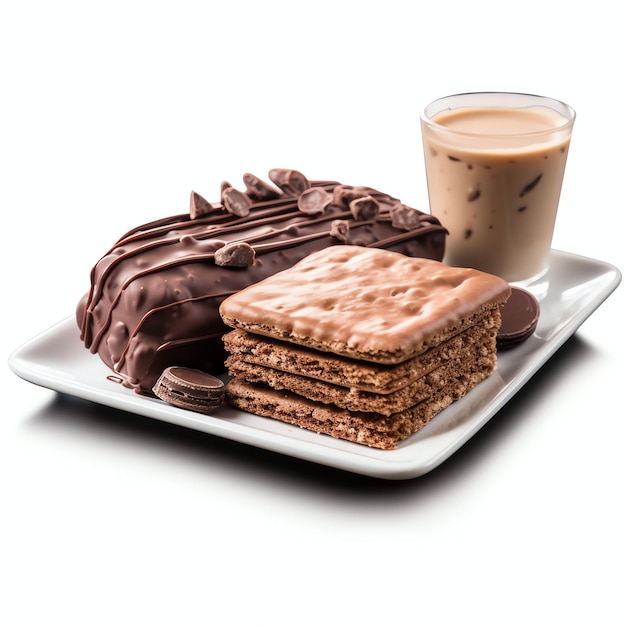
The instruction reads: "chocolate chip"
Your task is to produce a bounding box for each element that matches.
[330,220,350,243]
[497,287,540,349]
[448,155,461,162]
[390,204,423,231]
[464,229,472,239]
[332,185,369,208]
[349,195,379,221]
[214,241,255,268]
[242,173,281,201]
[467,188,480,202]
[298,187,332,214]
[517,206,527,213]
[519,174,542,197]
[268,168,310,196]
[189,190,213,219]
[222,187,251,217]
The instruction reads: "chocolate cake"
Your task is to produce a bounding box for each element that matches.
[77,169,446,395]
[220,246,511,449]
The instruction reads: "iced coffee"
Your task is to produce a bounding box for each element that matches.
[421,93,575,283]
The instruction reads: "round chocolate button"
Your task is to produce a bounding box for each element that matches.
[152,366,225,413]
[497,286,540,349]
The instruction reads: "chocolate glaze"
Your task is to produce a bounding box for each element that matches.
[77,173,447,395]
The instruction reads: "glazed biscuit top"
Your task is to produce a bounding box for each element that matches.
[219,246,511,363]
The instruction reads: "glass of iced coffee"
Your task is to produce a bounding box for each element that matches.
[420,92,575,285]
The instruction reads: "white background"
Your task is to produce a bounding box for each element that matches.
[1,1,624,624]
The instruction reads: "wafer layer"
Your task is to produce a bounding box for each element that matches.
[226,366,491,450]
[225,319,498,415]
[223,313,500,394]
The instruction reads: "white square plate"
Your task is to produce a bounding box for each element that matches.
[8,249,621,479]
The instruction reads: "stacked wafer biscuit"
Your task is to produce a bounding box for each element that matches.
[219,246,511,450]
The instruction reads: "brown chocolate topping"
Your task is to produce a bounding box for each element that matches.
[190,191,214,220]
[214,241,256,268]
[297,187,332,214]
[349,195,379,221]
[242,172,281,201]
[77,170,447,395]
[221,187,251,217]
[268,168,309,196]
[330,220,350,243]
[390,204,444,232]
[332,184,370,207]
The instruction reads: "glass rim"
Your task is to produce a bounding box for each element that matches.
[420,91,576,138]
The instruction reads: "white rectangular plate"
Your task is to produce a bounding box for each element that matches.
[8,250,621,479]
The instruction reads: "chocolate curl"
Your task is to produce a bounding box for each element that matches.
[297,187,332,215]
[242,172,282,201]
[221,186,251,217]
[268,168,310,196]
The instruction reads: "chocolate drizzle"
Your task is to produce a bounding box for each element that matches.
[77,173,447,395]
